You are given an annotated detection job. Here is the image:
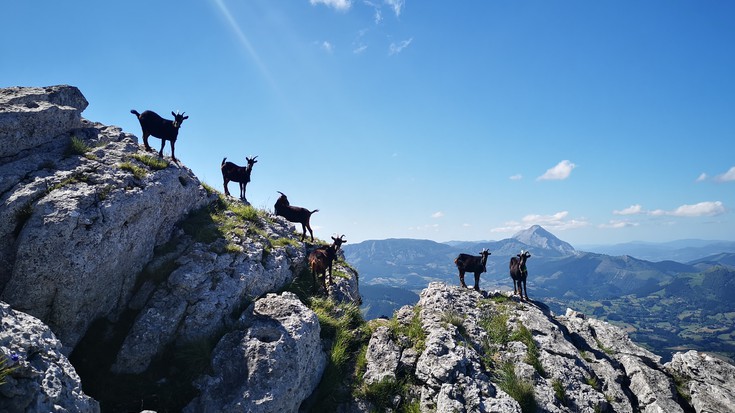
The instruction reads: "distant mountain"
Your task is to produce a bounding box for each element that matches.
[578,239,735,263]
[344,227,735,360]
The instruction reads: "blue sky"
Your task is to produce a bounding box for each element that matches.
[2,1,734,245]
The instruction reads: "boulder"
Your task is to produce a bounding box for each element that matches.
[184,292,326,413]
[0,301,99,413]
[666,350,735,413]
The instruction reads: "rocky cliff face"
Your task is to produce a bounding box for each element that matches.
[355,284,735,413]
[0,85,732,413]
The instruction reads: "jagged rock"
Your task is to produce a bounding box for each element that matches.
[363,326,400,384]
[0,85,210,352]
[111,219,307,374]
[666,350,735,413]
[0,301,99,413]
[0,85,88,158]
[184,292,326,413]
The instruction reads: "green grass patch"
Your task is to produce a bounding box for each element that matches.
[480,307,511,346]
[441,310,467,337]
[387,306,426,353]
[511,323,545,377]
[594,338,615,355]
[494,361,537,413]
[132,153,169,170]
[66,136,90,156]
[0,354,18,386]
[552,379,567,406]
[120,162,148,180]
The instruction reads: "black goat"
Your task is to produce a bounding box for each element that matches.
[509,250,532,300]
[309,235,347,290]
[130,109,188,163]
[274,191,319,242]
[454,248,491,291]
[221,156,258,202]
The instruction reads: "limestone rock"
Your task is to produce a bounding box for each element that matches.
[184,292,326,413]
[0,85,210,352]
[666,350,735,413]
[0,301,99,413]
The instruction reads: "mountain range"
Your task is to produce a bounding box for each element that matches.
[344,225,735,361]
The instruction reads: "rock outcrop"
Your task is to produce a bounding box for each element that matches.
[1,85,210,352]
[0,301,99,413]
[360,282,735,413]
[185,292,326,413]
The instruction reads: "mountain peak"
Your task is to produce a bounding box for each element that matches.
[511,225,577,255]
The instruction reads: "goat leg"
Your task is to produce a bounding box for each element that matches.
[170,141,178,163]
[474,273,481,292]
[459,271,467,288]
[142,133,153,152]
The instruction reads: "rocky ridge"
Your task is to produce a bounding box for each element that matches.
[1,85,733,413]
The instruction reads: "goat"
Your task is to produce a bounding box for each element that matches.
[130,109,188,163]
[221,156,258,202]
[274,191,319,242]
[454,248,491,291]
[509,250,532,300]
[309,235,347,290]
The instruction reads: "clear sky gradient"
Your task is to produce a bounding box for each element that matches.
[3,1,734,245]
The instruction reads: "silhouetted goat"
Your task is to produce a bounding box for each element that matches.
[130,110,188,163]
[274,191,319,242]
[454,248,491,291]
[309,235,347,290]
[221,156,258,202]
[509,250,532,300]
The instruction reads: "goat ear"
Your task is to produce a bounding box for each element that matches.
[183,115,189,120]
[172,111,176,117]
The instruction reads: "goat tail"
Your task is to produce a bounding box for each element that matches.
[130,109,140,118]
[221,157,227,167]
[310,209,320,215]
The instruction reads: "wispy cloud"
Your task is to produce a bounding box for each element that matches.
[320,40,334,53]
[537,160,576,181]
[431,211,444,219]
[599,220,639,229]
[613,204,645,215]
[389,37,413,55]
[491,211,589,233]
[714,166,735,182]
[696,172,708,182]
[310,0,351,11]
[353,44,368,54]
[509,174,523,181]
[650,201,726,217]
[384,0,405,17]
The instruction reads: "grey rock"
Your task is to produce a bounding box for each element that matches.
[0,85,209,352]
[0,301,99,413]
[666,350,735,413]
[363,326,400,384]
[184,292,326,413]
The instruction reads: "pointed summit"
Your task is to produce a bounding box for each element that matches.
[512,225,577,255]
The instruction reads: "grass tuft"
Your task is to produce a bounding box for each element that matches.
[132,154,169,170]
[66,136,90,156]
[494,361,537,413]
[120,162,148,180]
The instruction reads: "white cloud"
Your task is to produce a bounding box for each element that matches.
[509,174,523,181]
[353,44,368,54]
[714,166,735,182]
[320,41,334,53]
[389,37,413,55]
[650,201,726,217]
[384,0,405,16]
[599,220,639,229]
[310,0,351,11]
[613,204,645,215]
[432,211,444,219]
[491,211,589,233]
[696,172,708,182]
[537,160,576,181]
